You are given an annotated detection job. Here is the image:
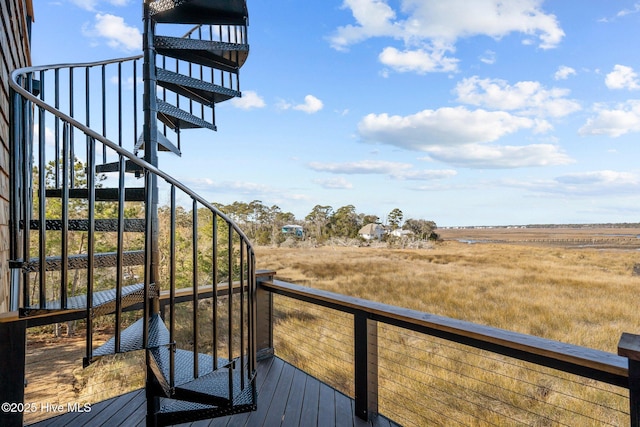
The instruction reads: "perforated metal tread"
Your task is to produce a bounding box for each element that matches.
[157,100,216,131]
[20,282,156,317]
[95,159,144,174]
[150,346,231,388]
[150,0,248,25]
[23,218,145,232]
[155,392,255,427]
[135,131,181,155]
[91,313,170,359]
[154,36,249,72]
[156,68,240,105]
[20,250,145,273]
[45,187,146,201]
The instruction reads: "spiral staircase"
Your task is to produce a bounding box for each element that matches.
[9,1,255,426]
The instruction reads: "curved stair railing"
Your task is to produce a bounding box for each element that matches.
[9,1,255,425]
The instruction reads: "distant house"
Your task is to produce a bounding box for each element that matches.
[282,224,304,237]
[391,228,414,238]
[358,223,386,240]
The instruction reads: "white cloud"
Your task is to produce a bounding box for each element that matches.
[554,65,576,80]
[479,50,496,65]
[556,170,638,186]
[617,3,640,18]
[358,107,538,149]
[506,170,640,196]
[313,177,353,189]
[294,95,324,114]
[579,100,640,137]
[278,95,324,114]
[356,106,574,169]
[308,160,457,180]
[83,13,141,52]
[71,0,99,10]
[230,90,266,110]
[70,0,130,11]
[309,160,413,174]
[392,169,458,180]
[379,47,458,74]
[425,143,573,169]
[330,0,564,73]
[605,65,640,90]
[454,76,581,117]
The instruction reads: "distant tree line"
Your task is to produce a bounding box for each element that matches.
[211,200,438,245]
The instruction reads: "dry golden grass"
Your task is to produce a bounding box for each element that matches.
[257,239,640,352]
[257,230,640,426]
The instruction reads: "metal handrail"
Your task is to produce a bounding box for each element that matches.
[9,61,252,244]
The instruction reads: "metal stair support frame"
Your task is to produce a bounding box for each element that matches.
[8,1,255,426]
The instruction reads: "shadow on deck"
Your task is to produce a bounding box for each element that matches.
[27,356,400,427]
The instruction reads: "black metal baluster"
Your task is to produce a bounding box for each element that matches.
[239,240,245,389]
[170,185,176,390]
[60,123,69,310]
[101,64,107,162]
[115,154,125,353]
[212,211,218,371]
[133,60,138,153]
[37,71,46,309]
[227,225,233,400]
[143,171,152,350]
[69,68,75,188]
[86,135,96,361]
[250,252,256,375]
[54,69,60,188]
[20,75,32,307]
[192,199,199,378]
[116,62,122,148]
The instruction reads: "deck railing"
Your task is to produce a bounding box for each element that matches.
[256,272,640,426]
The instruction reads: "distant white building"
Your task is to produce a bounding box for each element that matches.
[358,223,386,240]
[391,229,414,238]
[281,224,304,237]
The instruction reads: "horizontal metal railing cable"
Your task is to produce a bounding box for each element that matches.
[384,326,628,414]
[262,280,631,426]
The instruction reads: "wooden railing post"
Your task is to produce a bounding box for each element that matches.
[0,316,26,427]
[354,311,378,421]
[256,270,276,360]
[619,333,640,427]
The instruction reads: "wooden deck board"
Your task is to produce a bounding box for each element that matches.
[26,357,399,427]
[280,368,306,427]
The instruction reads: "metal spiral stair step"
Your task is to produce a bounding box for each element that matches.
[157,100,216,131]
[154,392,255,426]
[88,313,170,362]
[45,187,146,202]
[150,0,248,25]
[22,218,146,232]
[135,132,181,156]
[19,282,156,317]
[156,68,241,106]
[154,36,248,73]
[149,345,254,405]
[95,159,144,174]
[19,250,145,273]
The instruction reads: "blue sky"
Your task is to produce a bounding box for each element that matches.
[30,1,640,226]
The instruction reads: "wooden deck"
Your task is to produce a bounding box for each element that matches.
[27,356,400,427]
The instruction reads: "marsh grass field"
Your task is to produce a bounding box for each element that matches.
[23,225,640,425]
[259,225,640,351]
[258,225,640,425]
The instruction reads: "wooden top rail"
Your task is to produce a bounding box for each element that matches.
[259,278,630,388]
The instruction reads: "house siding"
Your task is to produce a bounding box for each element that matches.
[0,0,31,313]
